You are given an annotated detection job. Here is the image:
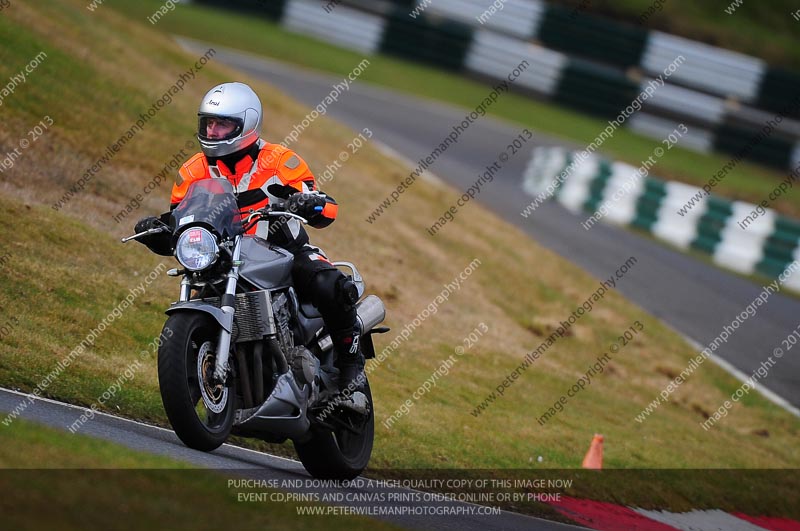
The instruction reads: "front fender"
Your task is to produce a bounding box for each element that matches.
[165,301,232,333]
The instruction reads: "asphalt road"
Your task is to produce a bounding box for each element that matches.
[177,39,800,413]
[0,387,586,531]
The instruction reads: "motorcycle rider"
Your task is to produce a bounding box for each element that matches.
[134,82,365,398]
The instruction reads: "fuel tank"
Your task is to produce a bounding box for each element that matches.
[238,236,294,289]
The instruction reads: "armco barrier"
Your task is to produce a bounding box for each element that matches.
[409,0,800,170]
[423,0,545,40]
[413,0,798,115]
[554,60,639,120]
[284,0,386,55]
[538,3,648,69]
[381,6,473,70]
[758,68,800,119]
[194,0,288,19]
[713,122,795,170]
[640,31,765,103]
[523,147,800,292]
[195,0,800,171]
[465,29,565,96]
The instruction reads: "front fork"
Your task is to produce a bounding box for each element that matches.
[177,235,242,383]
[213,235,242,382]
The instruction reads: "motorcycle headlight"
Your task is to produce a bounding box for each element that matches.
[175,227,219,271]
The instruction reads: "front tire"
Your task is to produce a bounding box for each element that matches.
[294,380,374,480]
[158,312,237,452]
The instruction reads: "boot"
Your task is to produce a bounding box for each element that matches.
[332,327,365,396]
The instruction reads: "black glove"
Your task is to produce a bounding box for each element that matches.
[133,214,172,256]
[134,216,162,234]
[285,193,327,220]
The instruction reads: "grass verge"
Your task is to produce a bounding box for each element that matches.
[0,418,401,530]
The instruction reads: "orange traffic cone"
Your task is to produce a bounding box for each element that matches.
[581,434,603,469]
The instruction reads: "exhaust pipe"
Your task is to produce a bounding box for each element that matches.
[356,295,386,334]
[317,295,386,354]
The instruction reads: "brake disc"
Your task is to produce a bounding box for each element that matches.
[197,341,228,414]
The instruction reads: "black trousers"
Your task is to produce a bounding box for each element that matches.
[290,245,357,335]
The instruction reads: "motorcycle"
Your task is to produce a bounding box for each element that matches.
[123,178,388,479]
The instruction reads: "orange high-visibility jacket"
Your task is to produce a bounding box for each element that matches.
[170,140,337,249]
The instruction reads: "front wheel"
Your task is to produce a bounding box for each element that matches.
[294,380,374,480]
[158,312,237,451]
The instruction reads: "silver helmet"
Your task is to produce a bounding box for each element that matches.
[197,82,262,158]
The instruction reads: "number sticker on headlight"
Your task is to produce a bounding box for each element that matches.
[176,227,219,271]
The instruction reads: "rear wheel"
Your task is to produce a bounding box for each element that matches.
[294,380,374,480]
[158,312,237,451]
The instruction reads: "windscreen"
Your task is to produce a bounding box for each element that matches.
[170,178,243,239]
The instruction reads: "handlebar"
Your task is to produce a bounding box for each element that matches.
[121,202,309,243]
[120,225,169,243]
[244,204,308,232]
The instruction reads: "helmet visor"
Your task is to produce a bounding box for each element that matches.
[198,115,244,142]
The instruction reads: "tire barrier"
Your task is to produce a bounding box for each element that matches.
[524,147,800,292]
[195,0,800,171]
